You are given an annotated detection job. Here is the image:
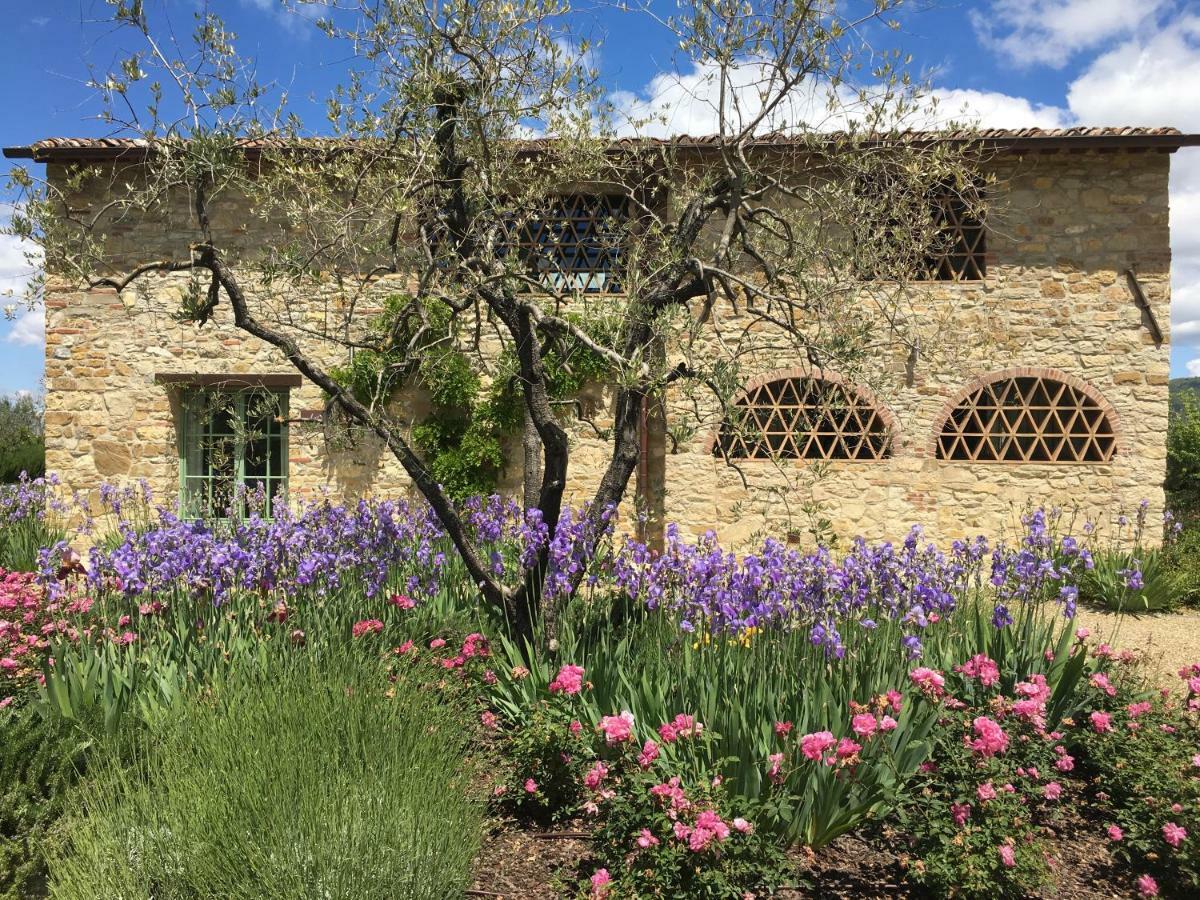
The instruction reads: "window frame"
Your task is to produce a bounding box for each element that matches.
[178,388,290,519]
[934,374,1117,464]
[510,192,633,296]
[714,374,894,462]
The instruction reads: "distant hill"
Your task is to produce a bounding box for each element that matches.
[1171,377,1200,415]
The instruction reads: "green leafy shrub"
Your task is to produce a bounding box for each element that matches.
[1167,393,1200,517]
[1069,661,1200,896]
[0,395,44,484]
[1163,517,1200,608]
[894,663,1079,897]
[582,722,790,899]
[46,658,485,900]
[488,591,1086,851]
[0,706,96,900]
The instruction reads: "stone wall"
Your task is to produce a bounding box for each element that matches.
[661,150,1173,545]
[41,148,1174,547]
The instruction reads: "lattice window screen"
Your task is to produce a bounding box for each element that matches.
[515,194,629,294]
[922,192,986,281]
[716,377,892,461]
[936,376,1116,463]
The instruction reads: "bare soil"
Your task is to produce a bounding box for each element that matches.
[1074,605,1200,682]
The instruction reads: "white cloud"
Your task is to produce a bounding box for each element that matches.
[971,0,1171,68]
[925,88,1068,130]
[605,61,1069,139]
[240,0,321,37]
[0,231,39,300]
[4,308,44,347]
[1187,358,1200,377]
[608,61,854,137]
[0,214,45,351]
[1066,16,1200,130]
[1049,16,1200,360]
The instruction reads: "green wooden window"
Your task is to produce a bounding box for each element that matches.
[179,390,289,518]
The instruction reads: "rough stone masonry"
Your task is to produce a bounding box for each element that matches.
[7,128,1196,548]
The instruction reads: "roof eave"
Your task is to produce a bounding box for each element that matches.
[8,132,1200,163]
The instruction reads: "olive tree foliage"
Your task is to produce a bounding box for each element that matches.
[7,0,986,639]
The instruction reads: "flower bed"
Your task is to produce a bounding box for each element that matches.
[1,484,1197,898]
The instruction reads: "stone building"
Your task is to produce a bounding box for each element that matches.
[6,127,1197,546]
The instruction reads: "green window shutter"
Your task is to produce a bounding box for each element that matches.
[178,389,290,519]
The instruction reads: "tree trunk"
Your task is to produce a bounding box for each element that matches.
[522,404,542,512]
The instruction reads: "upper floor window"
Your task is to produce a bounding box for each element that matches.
[513,193,629,294]
[921,189,986,282]
[715,375,893,461]
[936,375,1116,463]
[180,389,289,517]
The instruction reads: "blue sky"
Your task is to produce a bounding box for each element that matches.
[2,0,1199,396]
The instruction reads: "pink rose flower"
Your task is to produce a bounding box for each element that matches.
[909,667,946,698]
[1090,672,1117,697]
[955,653,1000,687]
[635,829,659,849]
[998,844,1015,868]
[774,720,793,737]
[732,817,753,833]
[429,637,446,649]
[1137,874,1159,897]
[968,716,1009,757]
[1163,822,1188,848]
[799,730,836,761]
[584,762,608,790]
[598,711,635,745]
[688,809,730,852]
[1043,782,1062,801]
[388,593,416,609]
[1107,825,1124,842]
[835,738,861,760]
[977,782,997,802]
[671,713,701,738]
[637,739,660,769]
[351,619,385,638]
[951,802,971,826]
[1089,711,1113,733]
[851,713,878,739]
[879,715,899,731]
[590,868,612,898]
[524,778,538,794]
[549,663,586,695]
[767,752,784,784]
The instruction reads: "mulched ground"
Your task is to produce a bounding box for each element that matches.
[468,807,1135,899]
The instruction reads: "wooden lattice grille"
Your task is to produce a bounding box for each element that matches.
[922,192,986,281]
[514,194,629,294]
[717,377,892,461]
[936,377,1116,463]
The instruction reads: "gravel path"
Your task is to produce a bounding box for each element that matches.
[1073,606,1200,681]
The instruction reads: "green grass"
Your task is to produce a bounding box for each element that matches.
[45,655,485,900]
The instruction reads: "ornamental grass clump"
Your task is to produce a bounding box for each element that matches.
[45,656,485,900]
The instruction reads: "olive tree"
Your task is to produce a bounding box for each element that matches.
[7,0,985,639]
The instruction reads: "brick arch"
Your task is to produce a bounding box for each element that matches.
[928,366,1122,462]
[704,367,902,459]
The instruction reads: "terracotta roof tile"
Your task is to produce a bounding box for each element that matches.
[6,127,1199,160]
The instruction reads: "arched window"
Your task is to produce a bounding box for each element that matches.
[936,374,1116,463]
[716,376,892,461]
